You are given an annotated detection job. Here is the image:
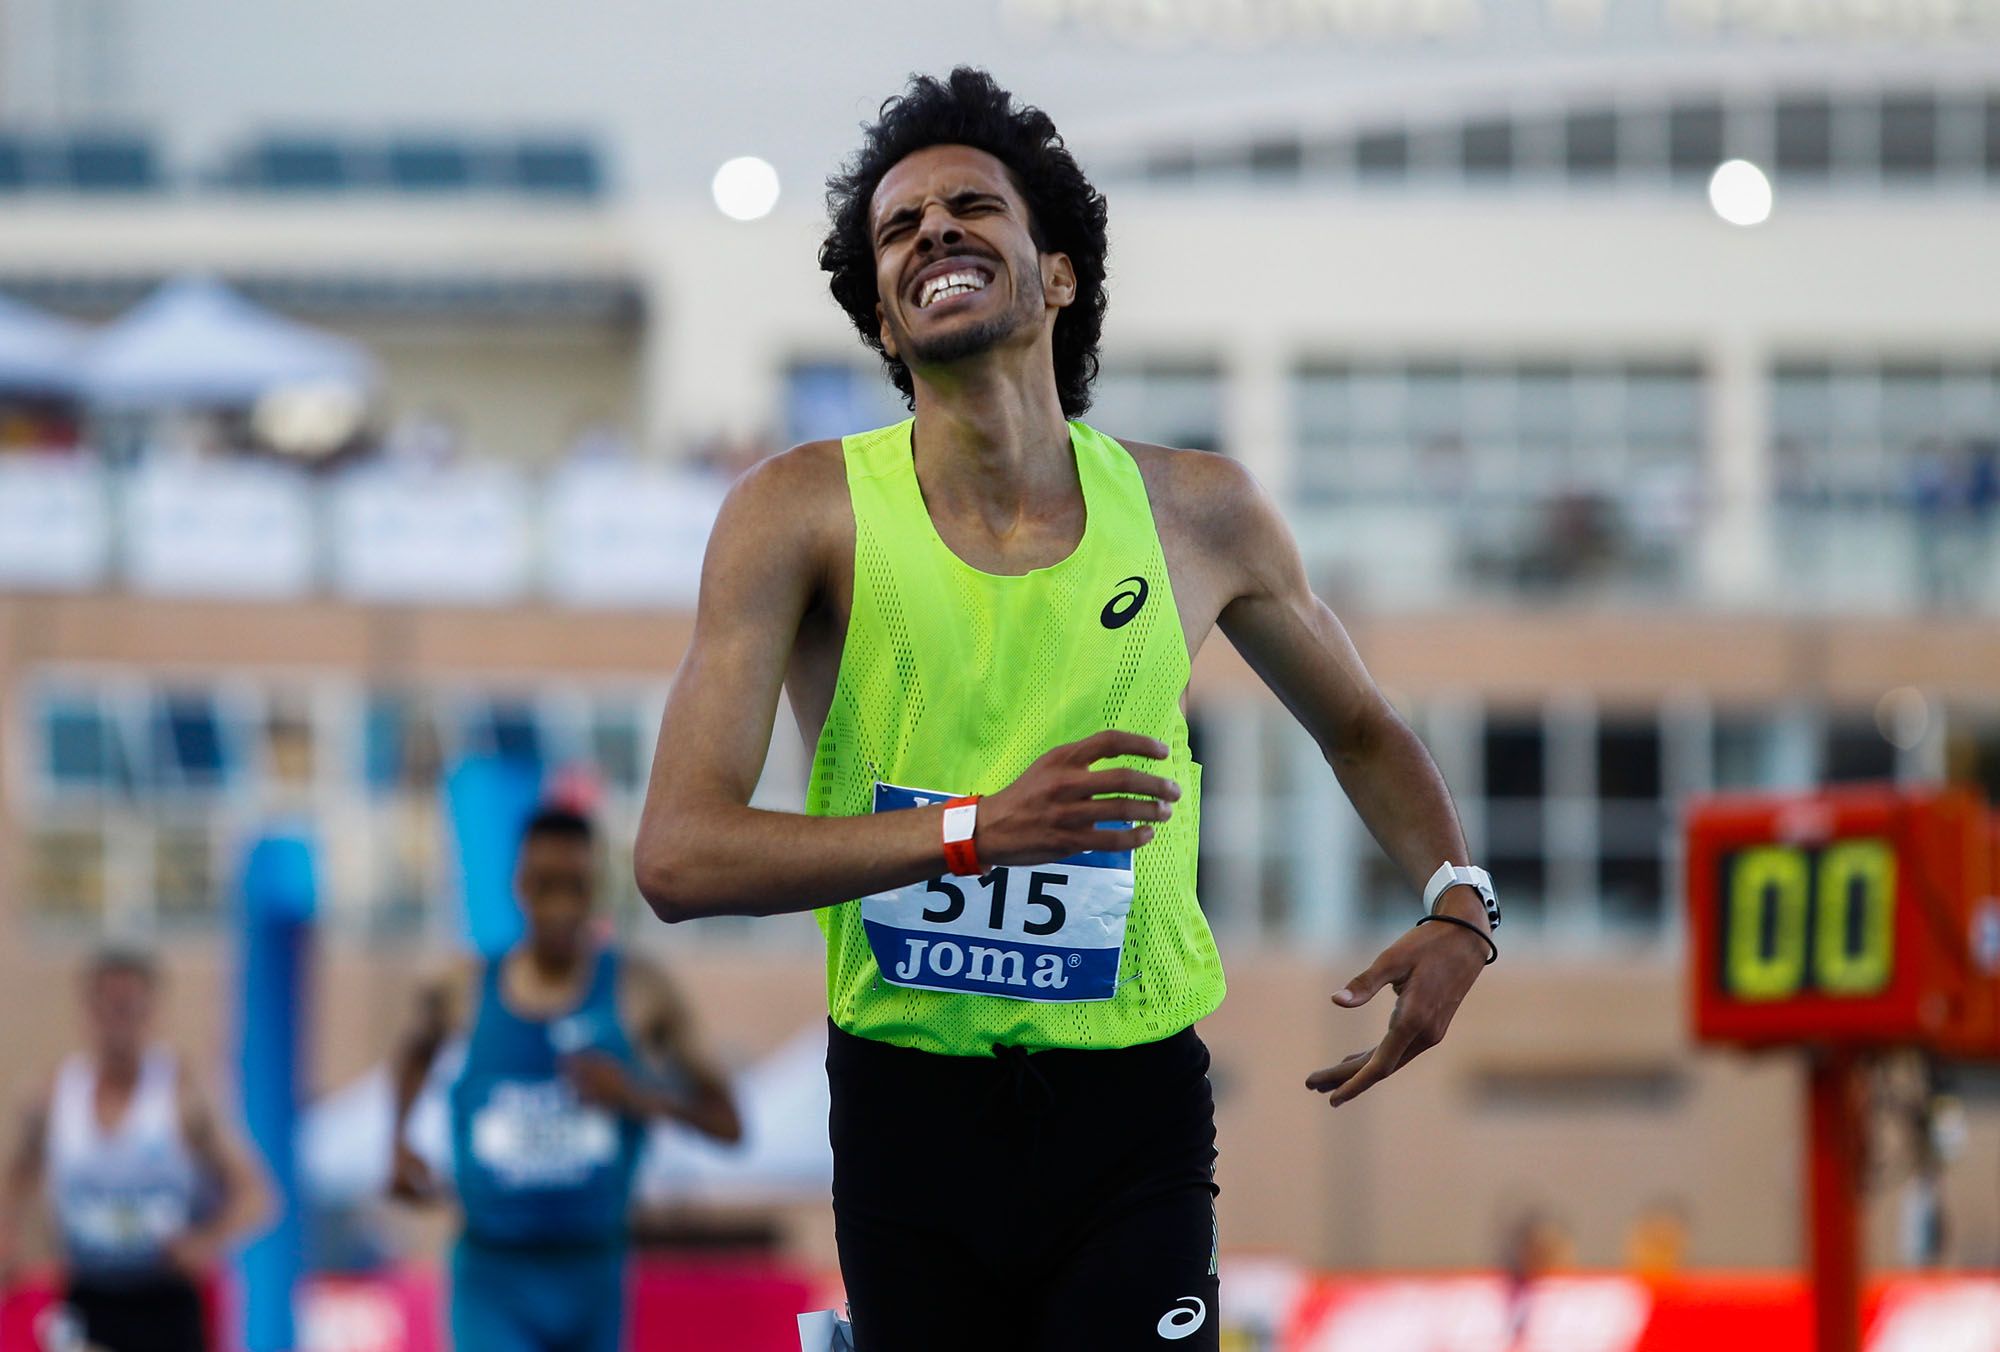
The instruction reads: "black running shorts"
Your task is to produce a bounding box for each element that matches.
[66,1273,208,1352]
[827,1019,1221,1352]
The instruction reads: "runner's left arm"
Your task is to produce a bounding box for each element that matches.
[169,1068,274,1276]
[1198,454,1492,1107]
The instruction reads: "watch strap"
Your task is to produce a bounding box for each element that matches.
[1423,861,1499,929]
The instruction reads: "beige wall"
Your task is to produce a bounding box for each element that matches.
[5,592,2000,1275]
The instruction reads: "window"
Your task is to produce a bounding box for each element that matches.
[1771,355,2000,520]
[1144,146,1197,182]
[1599,855,1665,930]
[783,361,908,445]
[1775,96,1833,178]
[1945,713,2000,801]
[1713,713,1783,790]
[1088,363,1224,452]
[466,698,543,764]
[511,141,600,196]
[590,704,647,792]
[1293,356,1704,518]
[1114,87,2000,195]
[1249,138,1302,179]
[262,699,317,789]
[42,694,132,794]
[29,828,107,923]
[386,139,474,192]
[0,137,27,190]
[19,674,679,938]
[1483,715,1547,927]
[1880,94,1939,179]
[1667,101,1726,179]
[250,139,349,191]
[1565,109,1618,179]
[1824,716,1897,783]
[153,828,218,922]
[150,692,230,791]
[65,136,156,192]
[1624,363,1704,450]
[1597,718,1661,799]
[1354,128,1409,180]
[1597,715,1666,930]
[1462,118,1514,178]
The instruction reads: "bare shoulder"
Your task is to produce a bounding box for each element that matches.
[1116,439,1270,544]
[718,441,851,536]
[431,953,480,997]
[612,947,690,1037]
[410,954,481,1029]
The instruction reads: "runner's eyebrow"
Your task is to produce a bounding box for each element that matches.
[873,190,1008,243]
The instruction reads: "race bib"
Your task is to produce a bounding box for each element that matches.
[62,1185,187,1260]
[860,783,1134,1002]
[469,1079,618,1188]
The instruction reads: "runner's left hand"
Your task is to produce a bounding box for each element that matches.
[563,1051,640,1114]
[1305,908,1489,1107]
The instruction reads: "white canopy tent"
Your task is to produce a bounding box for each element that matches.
[0,292,89,396]
[80,275,379,410]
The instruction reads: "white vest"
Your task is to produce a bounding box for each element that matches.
[46,1048,199,1275]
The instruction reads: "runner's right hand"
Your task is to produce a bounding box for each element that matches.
[387,1141,438,1204]
[976,730,1179,866]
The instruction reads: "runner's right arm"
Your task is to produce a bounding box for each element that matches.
[633,446,1179,923]
[0,1084,48,1285]
[386,960,472,1203]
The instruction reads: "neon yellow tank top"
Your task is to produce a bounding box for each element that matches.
[807,418,1226,1055]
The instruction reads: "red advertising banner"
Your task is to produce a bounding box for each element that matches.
[6,1266,1999,1351]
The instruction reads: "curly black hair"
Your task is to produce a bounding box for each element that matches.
[820,67,1110,418]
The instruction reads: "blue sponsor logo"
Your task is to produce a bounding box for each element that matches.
[860,921,1119,1000]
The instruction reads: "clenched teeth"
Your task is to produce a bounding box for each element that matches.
[918,270,990,309]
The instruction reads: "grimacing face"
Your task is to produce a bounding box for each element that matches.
[869,144,1076,375]
[516,834,597,963]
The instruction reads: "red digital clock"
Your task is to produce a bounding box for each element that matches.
[1685,786,1992,1051]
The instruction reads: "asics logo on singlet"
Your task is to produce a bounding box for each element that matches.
[1101,575,1149,629]
[1156,1296,1207,1339]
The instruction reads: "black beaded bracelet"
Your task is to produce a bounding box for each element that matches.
[1415,912,1499,965]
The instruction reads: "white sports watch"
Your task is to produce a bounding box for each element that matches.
[1423,861,1500,930]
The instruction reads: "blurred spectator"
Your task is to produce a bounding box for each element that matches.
[1499,1205,1574,1344]
[1622,1196,1690,1277]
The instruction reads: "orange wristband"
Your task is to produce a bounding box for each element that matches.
[941,795,983,876]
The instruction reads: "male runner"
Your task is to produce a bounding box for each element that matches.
[0,950,268,1352]
[633,68,1499,1350]
[388,806,740,1352]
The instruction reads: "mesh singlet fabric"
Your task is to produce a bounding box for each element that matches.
[807,419,1226,1055]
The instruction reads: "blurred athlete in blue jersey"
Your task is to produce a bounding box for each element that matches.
[388,806,740,1352]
